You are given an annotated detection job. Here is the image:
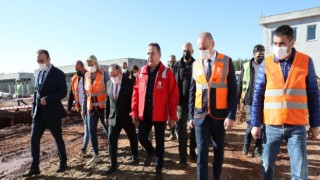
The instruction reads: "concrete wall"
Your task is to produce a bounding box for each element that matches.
[261,16,320,76]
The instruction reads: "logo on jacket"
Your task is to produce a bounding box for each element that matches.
[157,81,162,89]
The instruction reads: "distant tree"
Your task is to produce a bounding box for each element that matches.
[233,58,250,71]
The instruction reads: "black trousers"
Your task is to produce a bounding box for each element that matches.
[138,118,166,169]
[30,109,67,169]
[108,118,138,167]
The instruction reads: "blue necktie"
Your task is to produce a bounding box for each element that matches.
[206,59,212,81]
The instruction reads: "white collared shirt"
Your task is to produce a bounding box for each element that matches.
[78,77,84,106]
[203,51,217,74]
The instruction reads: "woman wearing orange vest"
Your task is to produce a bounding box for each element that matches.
[83,55,109,166]
[251,25,320,180]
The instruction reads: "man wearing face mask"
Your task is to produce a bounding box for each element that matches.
[237,44,265,159]
[189,32,237,180]
[173,42,196,167]
[83,55,109,166]
[67,60,89,157]
[122,62,130,78]
[251,25,320,180]
[23,49,68,177]
[104,64,138,174]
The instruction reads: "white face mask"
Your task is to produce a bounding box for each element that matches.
[39,63,48,71]
[133,73,137,77]
[200,49,211,60]
[88,66,97,73]
[122,68,127,73]
[273,46,289,60]
[111,76,121,84]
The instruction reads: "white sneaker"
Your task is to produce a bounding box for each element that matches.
[86,155,101,166]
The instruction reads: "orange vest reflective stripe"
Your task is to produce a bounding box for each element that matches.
[71,75,81,111]
[84,72,106,110]
[264,51,309,125]
[192,53,229,119]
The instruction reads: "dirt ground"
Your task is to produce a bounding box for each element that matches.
[0,100,319,180]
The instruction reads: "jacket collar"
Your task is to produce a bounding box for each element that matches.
[176,57,196,67]
[141,62,165,74]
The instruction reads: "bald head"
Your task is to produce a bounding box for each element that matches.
[197,32,215,59]
[182,42,194,61]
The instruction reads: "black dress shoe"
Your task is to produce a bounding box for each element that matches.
[22,169,40,177]
[57,163,68,173]
[106,166,117,175]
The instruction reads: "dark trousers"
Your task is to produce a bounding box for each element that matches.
[138,118,166,169]
[176,106,188,163]
[195,116,226,180]
[244,124,263,148]
[30,109,67,169]
[16,95,27,106]
[190,127,196,153]
[108,117,138,167]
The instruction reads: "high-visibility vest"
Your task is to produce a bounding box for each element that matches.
[71,75,82,111]
[241,62,250,99]
[264,51,309,125]
[192,53,229,119]
[84,71,106,110]
[16,84,22,96]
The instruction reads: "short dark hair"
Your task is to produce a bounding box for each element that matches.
[169,55,176,59]
[148,43,161,54]
[131,64,139,71]
[253,44,265,54]
[76,60,84,67]
[37,49,50,58]
[274,25,294,41]
[123,62,127,65]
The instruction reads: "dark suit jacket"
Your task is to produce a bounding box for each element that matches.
[32,65,67,120]
[105,76,134,127]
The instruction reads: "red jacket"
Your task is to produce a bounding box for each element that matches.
[130,62,179,122]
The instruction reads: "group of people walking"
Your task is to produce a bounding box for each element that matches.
[23,25,319,180]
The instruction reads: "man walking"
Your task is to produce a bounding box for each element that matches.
[23,49,68,177]
[131,43,179,179]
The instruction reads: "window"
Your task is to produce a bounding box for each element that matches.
[271,30,275,45]
[293,27,297,41]
[307,25,316,40]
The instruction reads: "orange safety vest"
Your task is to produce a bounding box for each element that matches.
[84,71,106,110]
[264,51,309,125]
[193,53,229,119]
[71,75,81,111]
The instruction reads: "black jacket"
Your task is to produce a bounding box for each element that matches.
[105,76,134,127]
[174,57,195,107]
[32,65,67,120]
[237,58,256,105]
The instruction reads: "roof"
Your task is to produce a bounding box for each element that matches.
[260,7,320,25]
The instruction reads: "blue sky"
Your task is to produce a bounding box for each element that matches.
[0,0,319,73]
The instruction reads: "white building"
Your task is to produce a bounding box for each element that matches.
[260,7,320,76]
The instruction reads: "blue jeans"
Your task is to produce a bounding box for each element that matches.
[81,115,89,153]
[263,125,308,180]
[87,111,108,155]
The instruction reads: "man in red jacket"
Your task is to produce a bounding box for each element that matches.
[131,43,179,180]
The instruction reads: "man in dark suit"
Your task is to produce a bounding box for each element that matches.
[23,49,68,177]
[105,64,138,174]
